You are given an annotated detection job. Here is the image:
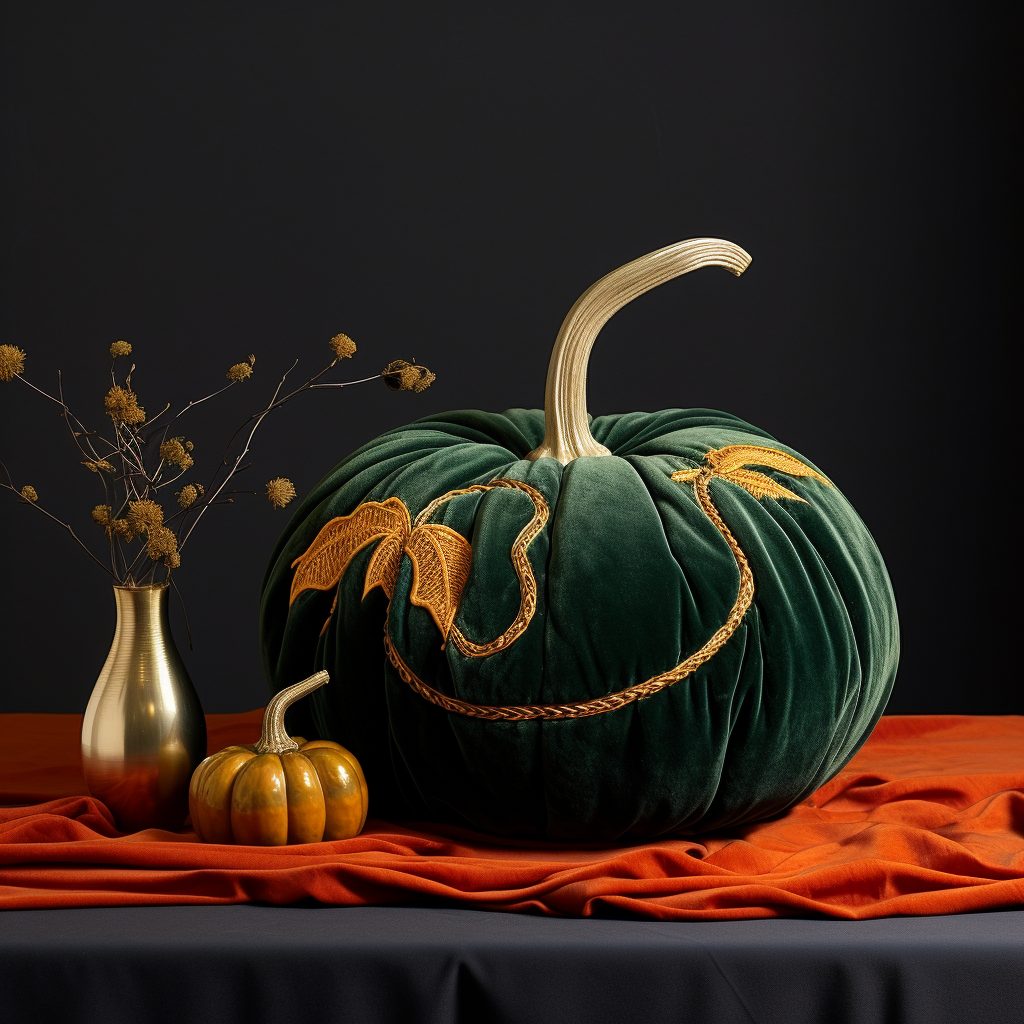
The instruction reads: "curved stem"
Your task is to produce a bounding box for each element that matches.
[16,373,63,406]
[0,468,117,580]
[168,383,235,425]
[253,670,330,754]
[526,238,752,464]
[308,374,382,390]
[154,465,190,491]
[141,402,172,429]
[168,575,193,651]
[56,371,102,465]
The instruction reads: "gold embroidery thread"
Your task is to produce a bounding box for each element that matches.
[413,479,548,658]
[406,524,473,641]
[385,446,828,720]
[289,497,411,604]
[288,498,411,635]
[671,444,829,501]
[289,479,547,646]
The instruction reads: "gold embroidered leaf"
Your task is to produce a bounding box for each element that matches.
[406,523,473,642]
[719,468,805,502]
[670,467,701,483]
[363,532,405,600]
[289,497,410,606]
[706,445,829,483]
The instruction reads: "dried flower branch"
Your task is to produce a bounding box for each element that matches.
[0,459,117,579]
[1,333,435,594]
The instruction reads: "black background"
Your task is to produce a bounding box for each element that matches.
[1,5,1008,714]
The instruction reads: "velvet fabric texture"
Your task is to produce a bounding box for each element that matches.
[260,409,899,840]
[2,713,1021,916]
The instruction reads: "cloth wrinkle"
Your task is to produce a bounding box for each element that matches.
[0,712,1020,917]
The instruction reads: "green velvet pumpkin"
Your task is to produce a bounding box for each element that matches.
[260,239,899,841]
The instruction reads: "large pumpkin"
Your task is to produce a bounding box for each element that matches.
[260,239,899,841]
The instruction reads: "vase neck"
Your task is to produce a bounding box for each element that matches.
[112,583,170,636]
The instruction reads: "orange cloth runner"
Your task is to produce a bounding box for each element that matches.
[1,712,1021,918]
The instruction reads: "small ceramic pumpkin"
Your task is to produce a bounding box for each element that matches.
[260,238,900,841]
[188,671,368,844]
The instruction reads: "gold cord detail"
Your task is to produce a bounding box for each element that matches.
[386,445,827,720]
[415,479,548,658]
[384,469,751,719]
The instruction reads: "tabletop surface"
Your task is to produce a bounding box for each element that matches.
[2,904,1022,1024]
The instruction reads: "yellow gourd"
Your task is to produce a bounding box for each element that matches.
[188,671,367,845]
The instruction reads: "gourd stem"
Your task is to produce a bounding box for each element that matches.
[254,670,329,754]
[526,238,752,465]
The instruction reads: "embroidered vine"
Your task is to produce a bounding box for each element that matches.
[383,446,829,720]
[289,479,547,645]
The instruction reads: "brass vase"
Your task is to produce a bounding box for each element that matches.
[81,582,207,832]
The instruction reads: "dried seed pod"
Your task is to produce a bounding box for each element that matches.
[128,499,164,532]
[105,385,145,425]
[0,345,26,381]
[226,362,253,382]
[266,477,296,509]
[382,359,435,393]
[329,333,356,359]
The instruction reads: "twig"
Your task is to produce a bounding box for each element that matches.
[169,381,236,424]
[179,360,299,548]
[204,360,302,495]
[308,375,382,390]
[154,465,192,491]
[109,527,120,582]
[141,402,171,429]
[0,462,117,580]
[169,575,193,651]
[112,422,147,498]
[123,542,151,580]
[15,373,64,407]
[56,371,103,464]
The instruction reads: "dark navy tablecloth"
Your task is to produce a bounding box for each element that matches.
[1,905,1021,1024]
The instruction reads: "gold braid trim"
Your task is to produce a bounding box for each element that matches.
[384,467,754,720]
[415,479,549,658]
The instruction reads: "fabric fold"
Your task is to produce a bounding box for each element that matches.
[1,712,1021,918]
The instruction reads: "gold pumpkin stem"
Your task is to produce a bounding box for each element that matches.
[254,670,330,754]
[526,238,752,465]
